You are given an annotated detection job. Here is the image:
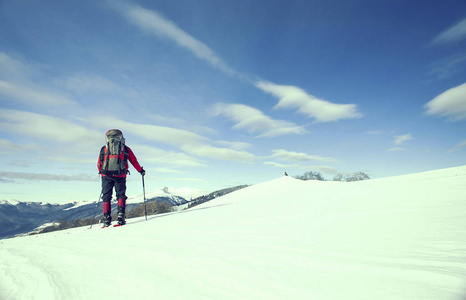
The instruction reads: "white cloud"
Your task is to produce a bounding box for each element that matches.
[424,82,466,121]
[135,144,205,167]
[147,113,218,136]
[158,177,204,183]
[0,80,76,107]
[264,161,339,175]
[110,0,236,76]
[0,53,77,107]
[255,81,362,123]
[0,52,34,81]
[186,144,256,163]
[55,75,119,95]
[155,168,186,174]
[447,140,466,153]
[387,134,412,152]
[0,110,256,166]
[393,134,413,145]
[7,160,32,167]
[432,17,466,45]
[43,156,96,165]
[89,116,257,163]
[213,103,308,138]
[109,2,362,126]
[265,149,339,175]
[0,139,40,154]
[91,116,208,146]
[429,55,466,80]
[270,149,337,163]
[0,171,96,182]
[0,109,101,145]
[215,140,252,151]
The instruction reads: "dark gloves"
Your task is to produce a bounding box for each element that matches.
[139,167,146,176]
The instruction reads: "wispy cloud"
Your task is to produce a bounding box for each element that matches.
[428,55,466,80]
[0,109,101,146]
[265,149,339,175]
[108,2,362,126]
[0,52,37,81]
[447,140,466,153]
[270,149,337,163]
[0,139,40,154]
[264,161,339,175]
[0,52,77,107]
[55,74,119,95]
[91,115,207,145]
[147,113,217,136]
[256,81,362,123]
[135,144,205,167]
[155,168,187,174]
[0,109,255,166]
[109,0,236,77]
[89,116,257,163]
[0,171,96,182]
[214,140,252,151]
[186,144,257,163]
[424,82,466,121]
[0,80,76,107]
[212,103,308,138]
[432,17,466,45]
[387,133,412,152]
[158,176,204,183]
[394,134,413,145]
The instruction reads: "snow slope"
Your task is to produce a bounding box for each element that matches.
[1,166,465,300]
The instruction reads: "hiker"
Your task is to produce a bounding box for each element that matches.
[97,129,145,226]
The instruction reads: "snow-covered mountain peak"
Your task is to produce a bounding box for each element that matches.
[0,199,16,205]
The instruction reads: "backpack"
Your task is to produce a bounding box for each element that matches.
[100,129,130,176]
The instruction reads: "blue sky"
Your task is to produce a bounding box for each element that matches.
[1,0,465,204]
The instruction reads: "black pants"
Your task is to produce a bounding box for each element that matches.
[101,176,127,215]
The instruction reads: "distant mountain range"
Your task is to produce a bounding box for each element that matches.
[0,186,204,239]
[0,185,248,239]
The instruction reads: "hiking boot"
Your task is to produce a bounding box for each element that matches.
[103,214,112,227]
[117,212,126,226]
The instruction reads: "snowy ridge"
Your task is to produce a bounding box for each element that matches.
[1,165,465,299]
[0,200,49,206]
[0,199,20,205]
[63,200,92,211]
[126,186,207,205]
[370,164,466,182]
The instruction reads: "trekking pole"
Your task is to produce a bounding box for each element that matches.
[142,174,147,221]
[89,191,103,229]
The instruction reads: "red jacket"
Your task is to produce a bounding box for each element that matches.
[97,145,142,178]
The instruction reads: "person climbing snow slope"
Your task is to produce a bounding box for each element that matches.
[97,129,145,227]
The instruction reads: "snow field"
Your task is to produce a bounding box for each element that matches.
[0,166,465,299]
